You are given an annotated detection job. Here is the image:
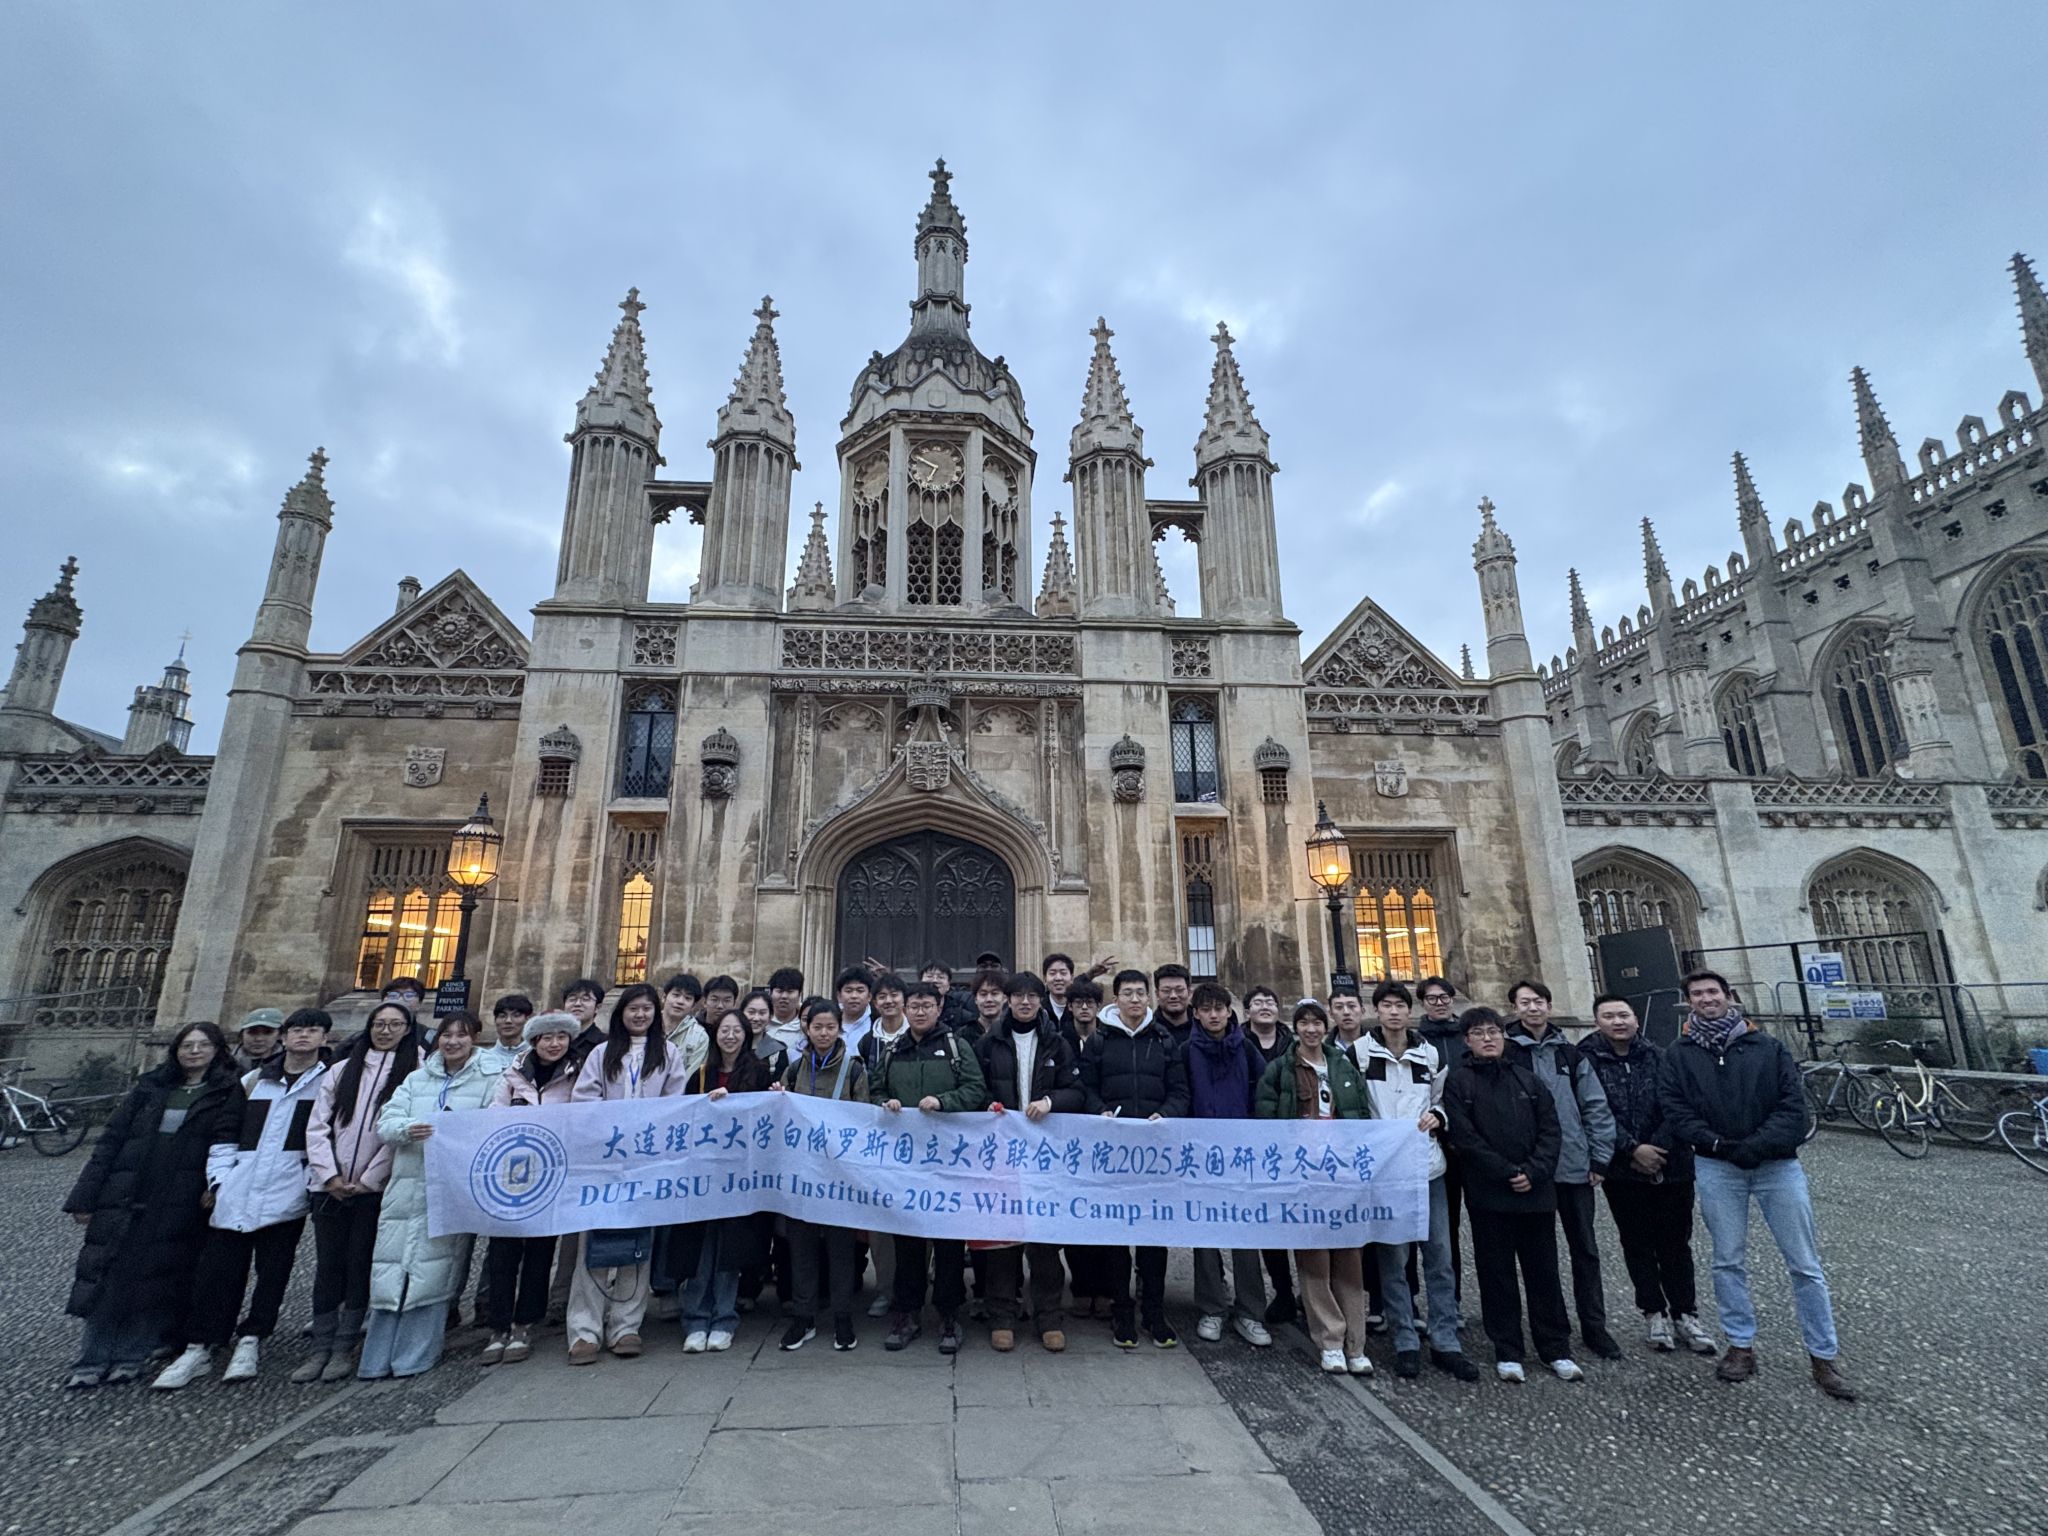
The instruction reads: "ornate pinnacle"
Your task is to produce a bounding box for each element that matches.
[1850,366,1904,492]
[1070,317,1145,461]
[1459,643,1475,681]
[1471,496,1515,563]
[280,446,335,528]
[574,288,661,443]
[1568,567,1593,634]
[787,502,836,613]
[1036,512,1078,618]
[1194,321,1270,466]
[2014,252,2048,397]
[716,294,794,448]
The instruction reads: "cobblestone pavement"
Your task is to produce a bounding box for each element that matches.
[5,1131,2044,1534]
[1178,1131,2048,1536]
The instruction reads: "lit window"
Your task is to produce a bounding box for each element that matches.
[1350,845,1448,982]
[354,841,463,991]
[615,872,653,984]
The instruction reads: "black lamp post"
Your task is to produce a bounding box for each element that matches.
[445,794,502,982]
[1305,799,1358,994]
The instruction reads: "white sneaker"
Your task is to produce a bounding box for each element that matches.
[1319,1348,1347,1373]
[1550,1358,1585,1381]
[706,1329,734,1352]
[1495,1361,1526,1383]
[1233,1317,1273,1347]
[152,1344,212,1390]
[682,1331,708,1354]
[867,1292,893,1318]
[1346,1354,1374,1376]
[1645,1312,1675,1352]
[1673,1314,1718,1355]
[1196,1314,1225,1343]
[222,1335,261,1382]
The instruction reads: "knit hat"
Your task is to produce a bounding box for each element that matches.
[239,1007,285,1032]
[524,1010,580,1045]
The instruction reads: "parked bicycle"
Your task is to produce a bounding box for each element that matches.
[0,1059,90,1157]
[1864,1039,2003,1159]
[1800,1037,1877,1141]
[1997,1093,2048,1176]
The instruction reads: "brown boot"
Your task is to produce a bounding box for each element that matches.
[989,1328,1016,1353]
[1810,1355,1857,1401]
[1715,1345,1756,1383]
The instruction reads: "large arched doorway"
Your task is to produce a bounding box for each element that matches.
[835,830,1014,977]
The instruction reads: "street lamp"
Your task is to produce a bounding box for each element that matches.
[1305,799,1358,994]
[445,794,502,983]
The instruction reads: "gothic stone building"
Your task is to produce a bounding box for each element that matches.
[5,167,2045,1072]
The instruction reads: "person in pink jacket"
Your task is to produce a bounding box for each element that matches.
[295,1002,419,1383]
[566,982,689,1362]
[477,1012,579,1364]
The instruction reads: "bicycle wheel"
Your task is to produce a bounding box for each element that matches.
[1799,1073,1824,1143]
[1998,1111,2048,1176]
[1931,1080,2001,1145]
[30,1105,87,1157]
[1869,1092,1930,1160]
[1840,1071,1878,1130]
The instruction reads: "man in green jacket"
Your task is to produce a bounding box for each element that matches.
[878,981,988,1355]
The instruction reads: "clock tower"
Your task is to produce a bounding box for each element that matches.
[835,161,1034,615]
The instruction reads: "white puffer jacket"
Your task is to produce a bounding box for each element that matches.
[368,1051,502,1313]
[1353,1029,1447,1180]
[207,1060,332,1232]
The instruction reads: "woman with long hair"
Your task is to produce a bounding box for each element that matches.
[669,1008,773,1352]
[62,1022,245,1388]
[775,1001,869,1352]
[359,1011,498,1378]
[294,1002,419,1382]
[567,981,689,1362]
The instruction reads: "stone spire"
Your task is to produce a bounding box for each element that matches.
[556,292,662,603]
[698,297,799,611]
[1194,323,1271,466]
[1731,449,1776,571]
[1459,643,1475,681]
[575,287,661,442]
[250,449,334,651]
[1151,539,1176,617]
[1192,323,1284,622]
[2,557,84,721]
[1071,318,1143,460]
[1641,517,1675,613]
[786,502,837,613]
[1850,366,1905,494]
[715,295,795,449]
[909,158,970,338]
[1565,568,1617,764]
[1035,512,1077,619]
[2014,252,2048,399]
[1069,317,1159,620]
[1471,497,1529,674]
[1567,568,1596,646]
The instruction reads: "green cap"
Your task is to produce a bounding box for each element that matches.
[239,1007,286,1032]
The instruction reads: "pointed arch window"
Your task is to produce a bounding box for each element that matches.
[1824,626,1906,778]
[982,454,1020,602]
[617,683,677,798]
[612,823,661,984]
[1715,673,1769,777]
[1178,826,1220,979]
[1351,845,1447,982]
[1169,696,1221,802]
[850,452,889,595]
[32,849,186,1028]
[1575,851,1701,990]
[1974,554,2048,779]
[1807,854,1937,993]
[352,841,462,992]
[1619,714,1660,777]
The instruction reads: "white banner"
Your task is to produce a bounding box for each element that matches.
[424,1094,1430,1249]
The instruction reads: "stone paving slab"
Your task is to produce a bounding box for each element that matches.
[1049,1471,1326,1535]
[293,1491,675,1536]
[657,1508,959,1536]
[956,1478,1060,1536]
[718,1356,958,1426]
[424,1413,715,1503]
[671,1423,958,1511]
[320,1423,495,1510]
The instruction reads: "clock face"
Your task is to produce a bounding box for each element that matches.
[855,455,888,503]
[983,458,1015,507]
[908,443,963,492]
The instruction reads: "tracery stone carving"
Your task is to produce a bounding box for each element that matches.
[5,744,211,816]
[403,746,445,788]
[1170,635,1214,680]
[631,621,679,668]
[1304,601,1493,736]
[779,624,1076,677]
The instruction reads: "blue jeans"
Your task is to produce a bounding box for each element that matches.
[1377,1175,1463,1354]
[683,1228,740,1333]
[1694,1156,1839,1359]
[76,1306,172,1373]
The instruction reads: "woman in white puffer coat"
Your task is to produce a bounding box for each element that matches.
[359,1011,503,1379]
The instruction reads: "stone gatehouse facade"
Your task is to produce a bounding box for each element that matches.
[4,166,2045,1071]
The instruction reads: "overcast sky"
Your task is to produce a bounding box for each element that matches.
[4,3,2044,752]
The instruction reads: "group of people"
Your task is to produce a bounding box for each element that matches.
[59,953,1855,1402]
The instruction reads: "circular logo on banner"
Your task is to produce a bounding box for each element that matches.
[469,1122,569,1223]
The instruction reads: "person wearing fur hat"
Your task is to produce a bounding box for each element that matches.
[475,1012,579,1364]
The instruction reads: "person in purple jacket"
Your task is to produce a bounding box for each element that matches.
[1184,983,1273,1347]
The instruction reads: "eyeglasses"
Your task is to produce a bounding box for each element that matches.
[1464,1026,1504,1039]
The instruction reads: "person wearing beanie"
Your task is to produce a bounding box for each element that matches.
[475,1013,579,1364]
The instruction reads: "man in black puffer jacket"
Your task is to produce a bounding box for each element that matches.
[1657,971,1856,1401]
[1578,995,1714,1358]
[976,972,1089,1354]
[1080,970,1188,1350]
